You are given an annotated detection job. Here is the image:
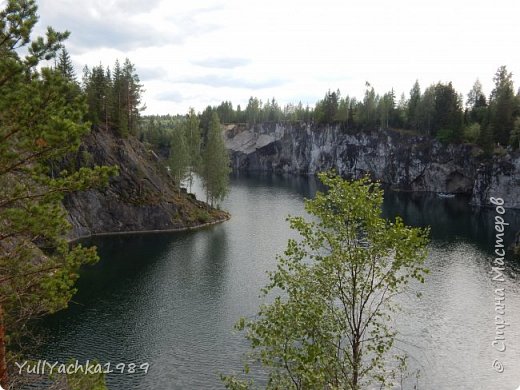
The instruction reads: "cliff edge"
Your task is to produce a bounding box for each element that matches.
[65,126,228,240]
[224,123,520,209]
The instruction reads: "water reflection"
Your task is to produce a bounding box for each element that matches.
[33,174,520,390]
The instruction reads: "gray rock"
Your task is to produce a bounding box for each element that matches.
[225,123,520,209]
[65,127,227,240]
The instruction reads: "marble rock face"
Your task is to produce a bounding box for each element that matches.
[225,123,520,209]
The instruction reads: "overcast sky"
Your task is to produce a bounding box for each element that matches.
[33,0,520,115]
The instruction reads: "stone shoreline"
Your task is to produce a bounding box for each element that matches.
[68,214,230,243]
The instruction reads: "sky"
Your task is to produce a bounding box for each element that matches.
[30,0,520,115]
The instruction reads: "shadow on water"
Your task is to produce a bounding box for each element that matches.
[382,190,520,257]
[30,173,520,390]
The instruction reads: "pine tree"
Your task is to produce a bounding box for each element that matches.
[111,59,126,133]
[489,66,515,145]
[56,48,75,81]
[200,113,230,206]
[82,58,142,137]
[0,2,116,387]
[122,58,143,136]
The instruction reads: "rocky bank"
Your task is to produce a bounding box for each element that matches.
[65,126,228,240]
[224,123,520,209]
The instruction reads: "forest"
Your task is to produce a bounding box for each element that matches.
[139,67,520,158]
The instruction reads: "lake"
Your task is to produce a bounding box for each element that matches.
[34,173,520,389]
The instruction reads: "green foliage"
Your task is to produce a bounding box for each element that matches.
[200,113,231,206]
[184,108,201,192]
[56,48,75,82]
[478,124,494,156]
[198,66,520,149]
[431,82,463,139]
[245,97,261,126]
[48,359,108,390]
[463,123,481,143]
[138,115,184,149]
[436,128,458,144]
[378,90,395,129]
[509,117,520,150]
[0,1,116,386]
[223,173,429,389]
[407,80,421,130]
[467,79,487,124]
[82,58,143,137]
[489,66,516,146]
[216,101,236,123]
[194,208,210,224]
[359,82,378,128]
[315,89,340,124]
[157,65,519,151]
[168,124,190,187]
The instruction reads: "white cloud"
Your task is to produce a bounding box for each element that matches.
[32,0,520,114]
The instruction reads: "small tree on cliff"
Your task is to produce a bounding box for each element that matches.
[185,108,202,193]
[222,172,429,390]
[168,124,190,187]
[200,112,230,206]
[0,1,116,388]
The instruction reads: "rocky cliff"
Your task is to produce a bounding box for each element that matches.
[224,123,520,209]
[65,126,228,240]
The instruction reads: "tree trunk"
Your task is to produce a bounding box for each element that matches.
[0,304,8,389]
[352,339,360,390]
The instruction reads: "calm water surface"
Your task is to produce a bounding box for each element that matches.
[36,174,520,389]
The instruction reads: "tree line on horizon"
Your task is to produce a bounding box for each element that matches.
[54,48,144,138]
[143,66,519,154]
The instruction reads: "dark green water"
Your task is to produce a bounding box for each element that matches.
[34,174,520,389]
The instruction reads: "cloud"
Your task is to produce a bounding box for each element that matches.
[36,0,222,52]
[193,57,251,69]
[136,66,165,82]
[156,90,184,102]
[179,74,287,89]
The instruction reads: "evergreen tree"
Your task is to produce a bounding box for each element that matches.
[378,90,395,129]
[81,58,142,137]
[509,117,520,150]
[216,101,235,123]
[315,90,340,124]
[489,66,515,145]
[360,82,378,128]
[466,79,488,125]
[200,113,230,206]
[395,92,408,128]
[111,59,127,133]
[336,96,350,125]
[83,64,110,125]
[245,97,261,126]
[120,58,143,136]
[407,80,421,130]
[0,1,116,387]
[416,85,435,135]
[431,82,463,140]
[55,48,75,81]
[478,123,495,155]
